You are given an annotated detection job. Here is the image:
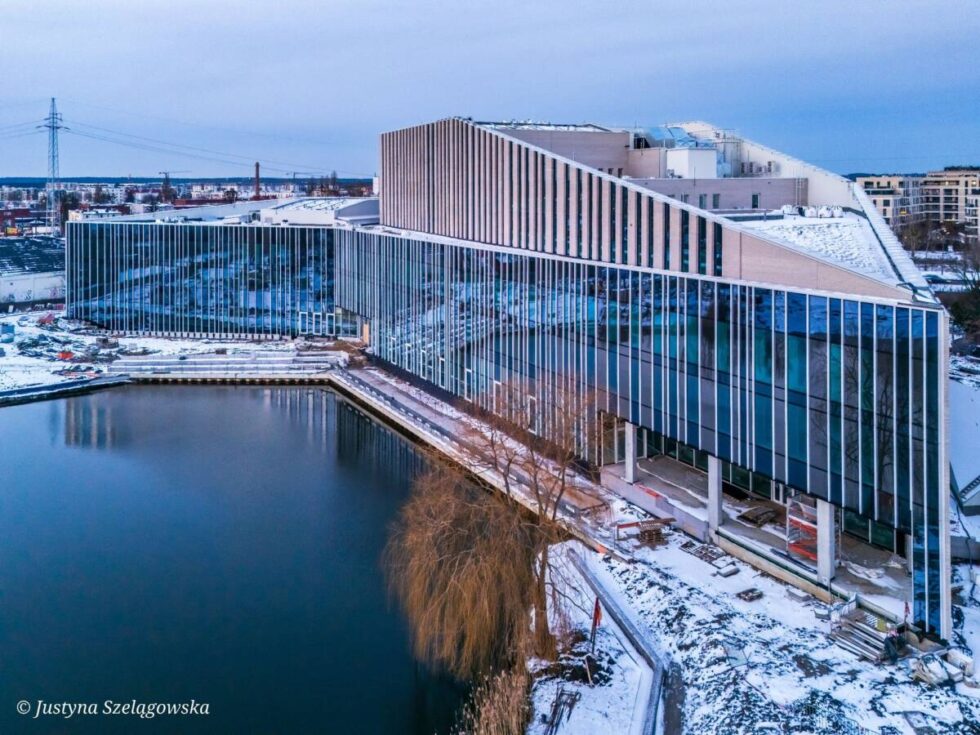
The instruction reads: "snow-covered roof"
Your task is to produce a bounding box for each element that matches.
[0,237,64,276]
[740,214,895,283]
[107,199,272,223]
[266,198,367,213]
[477,120,611,132]
[92,197,378,226]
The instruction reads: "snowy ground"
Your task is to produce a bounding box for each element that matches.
[960,567,980,720]
[528,547,648,735]
[0,310,302,392]
[951,355,980,391]
[581,533,980,735]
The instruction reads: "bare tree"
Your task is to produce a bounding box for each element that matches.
[463,378,598,659]
[385,458,535,679]
[899,221,929,256]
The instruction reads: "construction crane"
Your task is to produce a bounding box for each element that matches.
[158,170,189,203]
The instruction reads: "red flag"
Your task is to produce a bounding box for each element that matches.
[590,598,603,653]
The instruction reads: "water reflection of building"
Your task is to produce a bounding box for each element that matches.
[64,397,116,449]
[263,387,425,478]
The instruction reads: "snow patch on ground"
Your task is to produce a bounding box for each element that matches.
[950,377,980,498]
[527,548,647,735]
[956,565,980,663]
[951,356,980,390]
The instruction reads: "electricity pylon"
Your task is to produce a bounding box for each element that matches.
[38,98,67,235]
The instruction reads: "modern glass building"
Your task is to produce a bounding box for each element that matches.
[336,226,947,632]
[357,118,950,637]
[67,199,374,339]
[67,120,951,637]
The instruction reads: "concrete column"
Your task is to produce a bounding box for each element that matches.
[817,499,837,586]
[624,422,638,484]
[707,455,722,532]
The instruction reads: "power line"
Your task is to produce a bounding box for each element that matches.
[62,118,372,178]
[60,98,372,176]
[65,129,268,172]
[67,120,336,174]
[0,130,43,142]
[60,96,338,149]
[4,100,374,178]
[0,120,42,134]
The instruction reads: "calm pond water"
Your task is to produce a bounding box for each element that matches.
[0,385,463,733]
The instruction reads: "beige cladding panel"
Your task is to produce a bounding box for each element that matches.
[668,205,681,271]
[652,198,664,268]
[626,148,667,178]
[639,196,650,267]
[635,176,807,210]
[568,163,578,258]
[599,179,610,262]
[581,171,590,259]
[736,233,903,300]
[556,160,567,257]
[545,157,554,254]
[503,128,630,171]
[631,194,641,266]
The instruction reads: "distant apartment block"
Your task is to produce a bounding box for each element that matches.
[856,175,924,231]
[922,168,980,242]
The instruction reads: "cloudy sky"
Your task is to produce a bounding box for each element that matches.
[1,0,978,178]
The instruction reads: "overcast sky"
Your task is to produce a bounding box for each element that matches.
[1,0,978,178]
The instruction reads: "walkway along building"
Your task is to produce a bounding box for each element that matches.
[67,119,952,638]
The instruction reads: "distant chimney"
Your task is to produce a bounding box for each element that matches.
[254,162,260,200]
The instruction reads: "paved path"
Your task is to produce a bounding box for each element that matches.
[330,368,632,560]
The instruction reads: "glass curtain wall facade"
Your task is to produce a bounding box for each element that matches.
[336,228,946,633]
[66,222,346,338]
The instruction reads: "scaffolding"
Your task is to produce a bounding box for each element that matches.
[786,498,818,563]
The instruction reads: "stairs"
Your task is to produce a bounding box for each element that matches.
[830,610,889,663]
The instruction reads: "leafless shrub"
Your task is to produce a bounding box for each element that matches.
[385,459,535,679]
[452,667,530,735]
